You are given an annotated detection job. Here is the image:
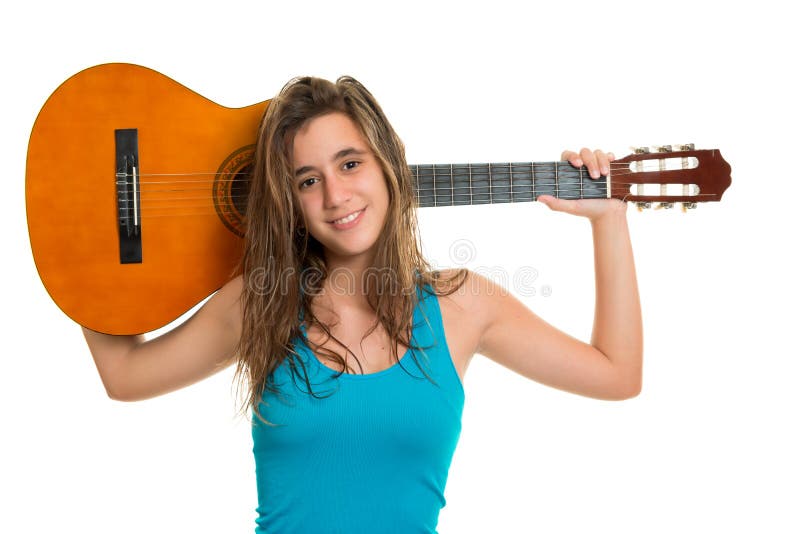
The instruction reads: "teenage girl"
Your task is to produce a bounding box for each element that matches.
[83,76,642,533]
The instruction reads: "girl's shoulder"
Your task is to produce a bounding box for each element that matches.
[427,268,495,331]
[431,267,531,343]
[428,267,493,302]
[427,268,498,375]
[425,267,469,296]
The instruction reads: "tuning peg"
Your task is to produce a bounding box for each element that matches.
[657,202,675,209]
[678,147,697,201]
[654,146,672,204]
[681,202,698,211]
[633,148,650,205]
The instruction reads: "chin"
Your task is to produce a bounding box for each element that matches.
[324,240,379,261]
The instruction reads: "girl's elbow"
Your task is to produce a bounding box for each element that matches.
[614,372,642,400]
[598,363,642,400]
[105,381,131,402]
[619,380,642,400]
[104,378,142,402]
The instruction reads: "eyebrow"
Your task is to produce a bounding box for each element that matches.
[294,147,367,178]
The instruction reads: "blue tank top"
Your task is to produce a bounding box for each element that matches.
[251,284,465,533]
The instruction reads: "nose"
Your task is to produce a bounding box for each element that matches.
[322,173,352,209]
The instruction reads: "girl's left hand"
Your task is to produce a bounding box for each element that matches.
[537,148,627,223]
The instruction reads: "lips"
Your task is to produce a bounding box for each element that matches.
[327,208,365,229]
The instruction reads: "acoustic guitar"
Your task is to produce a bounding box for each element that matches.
[25,63,732,335]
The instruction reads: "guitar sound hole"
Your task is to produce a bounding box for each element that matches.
[231,163,251,217]
[214,145,255,237]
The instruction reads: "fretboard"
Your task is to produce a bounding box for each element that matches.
[409,162,608,207]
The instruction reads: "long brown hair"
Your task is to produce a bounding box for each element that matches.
[232,75,466,425]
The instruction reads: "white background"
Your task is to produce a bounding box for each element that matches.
[2,1,798,532]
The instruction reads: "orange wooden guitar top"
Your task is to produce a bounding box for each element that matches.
[26,63,267,334]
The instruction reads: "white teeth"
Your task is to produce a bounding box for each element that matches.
[332,210,362,224]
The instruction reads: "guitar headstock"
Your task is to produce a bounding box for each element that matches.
[611,144,731,210]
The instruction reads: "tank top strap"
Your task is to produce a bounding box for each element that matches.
[412,283,444,347]
[409,283,464,397]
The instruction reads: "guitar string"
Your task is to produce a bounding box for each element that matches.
[137,161,638,174]
[116,201,717,220]
[132,172,675,193]
[132,162,643,183]
[136,166,636,179]
[116,191,716,220]
[124,180,695,203]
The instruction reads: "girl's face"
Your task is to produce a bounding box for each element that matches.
[291,112,390,266]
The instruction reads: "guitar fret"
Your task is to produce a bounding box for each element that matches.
[453,164,467,206]
[450,163,454,207]
[432,165,437,207]
[555,162,559,199]
[488,164,493,204]
[509,162,514,203]
[467,164,473,204]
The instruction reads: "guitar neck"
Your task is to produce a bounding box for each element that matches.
[410,161,607,207]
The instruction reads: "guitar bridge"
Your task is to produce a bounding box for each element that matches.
[115,128,142,264]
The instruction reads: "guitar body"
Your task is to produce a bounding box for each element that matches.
[26,63,268,334]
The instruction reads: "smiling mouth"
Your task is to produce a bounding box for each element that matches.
[328,208,365,225]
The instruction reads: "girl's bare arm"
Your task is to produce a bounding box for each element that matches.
[83,275,244,401]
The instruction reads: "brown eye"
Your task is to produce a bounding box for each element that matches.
[299,177,318,190]
[343,161,360,170]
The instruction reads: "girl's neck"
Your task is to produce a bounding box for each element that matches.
[313,252,373,310]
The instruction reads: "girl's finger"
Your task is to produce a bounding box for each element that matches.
[561,150,582,167]
[580,147,600,178]
[595,149,610,176]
